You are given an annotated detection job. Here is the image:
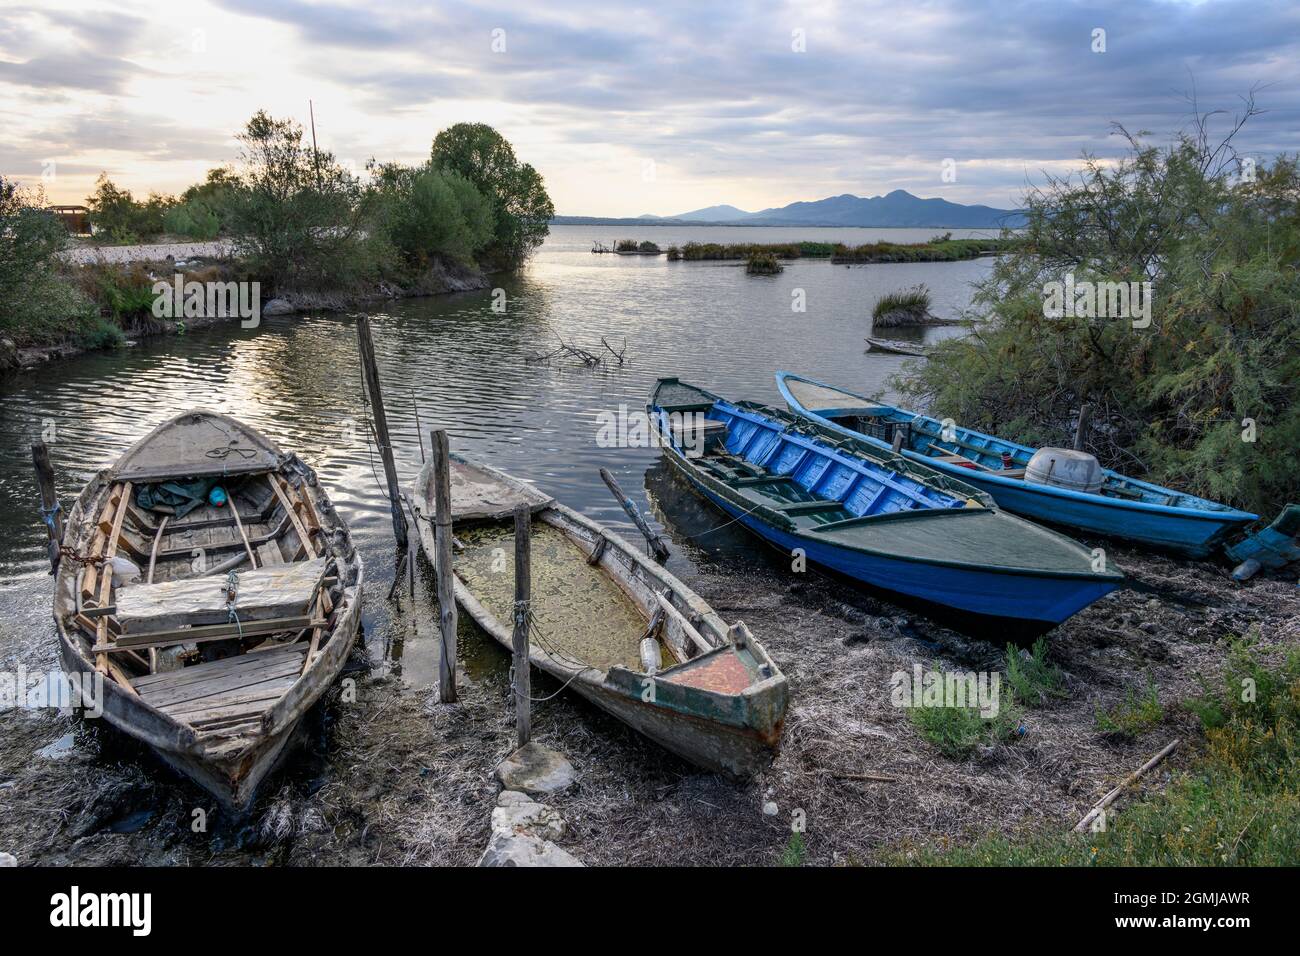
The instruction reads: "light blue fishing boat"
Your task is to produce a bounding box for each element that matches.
[648,378,1122,633]
[776,372,1257,557]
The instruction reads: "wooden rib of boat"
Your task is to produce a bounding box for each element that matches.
[411,456,787,776]
[776,372,1257,557]
[865,337,932,357]
[648,378,1124,632]
[52,410,363,810]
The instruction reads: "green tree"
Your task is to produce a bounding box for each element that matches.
[430,123,554,268]
[0,176,92,345]
[164,167,240,239]
[224,110,374,292]
[368,162,494,267]
[894,101,1300,516]
[85,174,174,242]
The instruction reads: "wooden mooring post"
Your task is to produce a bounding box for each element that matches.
[512,503,532,746]
[31,441,63,574]
[356,314,408,553]
[1072,402,1093,452]
[431,429,457,703]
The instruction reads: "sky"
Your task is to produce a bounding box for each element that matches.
[2,0,1297,216]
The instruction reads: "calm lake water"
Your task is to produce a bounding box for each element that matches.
[0,225,994,689]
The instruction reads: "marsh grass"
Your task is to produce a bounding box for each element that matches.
[745,251,783,275]
[1006,637,1068,706]
[900,641,1300,866]
[1095,678,1164,738]
[871,285,932,322]
[910,696,1022,759]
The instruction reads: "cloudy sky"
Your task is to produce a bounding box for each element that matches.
[2,0,1297,216]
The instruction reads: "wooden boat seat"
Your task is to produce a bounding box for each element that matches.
[130,643,308,733]
[115,557,328,636]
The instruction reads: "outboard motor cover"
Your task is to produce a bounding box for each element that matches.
[1024,447,1103,494]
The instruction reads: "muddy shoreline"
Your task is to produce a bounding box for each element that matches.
[2,517,1295,866]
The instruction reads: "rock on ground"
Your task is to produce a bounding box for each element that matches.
[0,852,16,867]
[478,831,583,867]
[479,790,580,867]
[494,742,576,796]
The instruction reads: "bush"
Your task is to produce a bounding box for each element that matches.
[911,698,1022,758]
[1094,678,1164,738]
[1005,637,1068,706]
[0,175,96,346]
[85,174,174,242]
[163,201,221,240]
[223,110,375,293]
[892,102,1300,516]
[900,641,1300,865]
[78,317,127,351]
[369,163,494,268]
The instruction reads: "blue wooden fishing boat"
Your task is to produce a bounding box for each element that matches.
[648,378,1123,631]
[776,372,1257,558]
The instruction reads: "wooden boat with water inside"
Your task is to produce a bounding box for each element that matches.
[648,378,1124,632]
[411,456,787,776]
[52,411,363,810]
[776,371,1257,556]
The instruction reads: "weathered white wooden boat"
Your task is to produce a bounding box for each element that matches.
[52,411,363,810]
[864,336,932,357]
[411,456,787,776]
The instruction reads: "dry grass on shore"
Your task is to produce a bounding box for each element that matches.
[1,537,1295,867]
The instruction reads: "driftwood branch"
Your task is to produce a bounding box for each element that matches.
[526,329,630,368]
[1073,738,1179,832]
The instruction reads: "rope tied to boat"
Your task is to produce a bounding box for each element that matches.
[224,568,243,637]
[39,499,61,532]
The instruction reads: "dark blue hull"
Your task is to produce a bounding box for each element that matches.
[671,451,1119,627]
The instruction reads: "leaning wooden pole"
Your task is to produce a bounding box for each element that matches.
[356,315,408,552]
[598,467,670,562]
[31,442,63,574]
[431,429,457,703]
[512,503,532,746]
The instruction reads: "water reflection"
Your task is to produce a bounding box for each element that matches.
[0,226,993,690]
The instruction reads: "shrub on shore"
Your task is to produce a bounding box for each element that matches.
[0,176,96,348]
[899,640,1300,865]
[891,102,1300,516]
[368,163,494,269]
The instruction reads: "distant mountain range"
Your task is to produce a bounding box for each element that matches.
[553,190,1023,229]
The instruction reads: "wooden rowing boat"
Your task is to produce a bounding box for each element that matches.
[52,410,363,810]
[410,456,787,776]
[648,378,1124,633]
[777,372,1257,557]
[864,337,932,357]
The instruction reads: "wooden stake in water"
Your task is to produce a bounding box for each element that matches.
[431,429,457,703]
[599,467,670,562]
[512,502,532,746]
[356,314,408,553]
[31,441,63,574]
